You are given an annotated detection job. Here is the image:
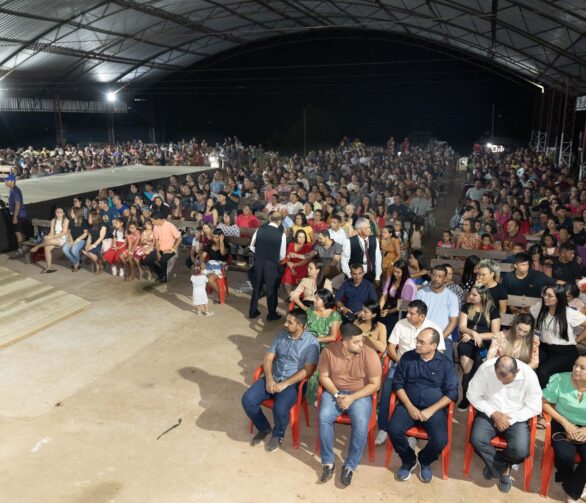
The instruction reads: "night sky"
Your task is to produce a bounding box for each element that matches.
[0,29,539,152]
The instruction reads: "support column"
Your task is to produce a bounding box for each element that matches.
[107,112,115,145]
[53,95,64,146]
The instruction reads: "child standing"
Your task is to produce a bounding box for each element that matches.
[191,265,213,316]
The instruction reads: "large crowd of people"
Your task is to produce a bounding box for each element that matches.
[3,136,585,499]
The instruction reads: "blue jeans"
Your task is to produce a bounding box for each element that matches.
[388,402,448,466]
[378,366,396,431]
[241,377,300,439]
[318,391,372,470]
[62,240,86,267]
[444,337,454,364]
[470,412,530,478]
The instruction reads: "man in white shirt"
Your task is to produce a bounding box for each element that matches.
[375,300,445,445]
[286,192,304,216]
[328,215,348,247]
[468,356,542,493]
[341,217,382,285]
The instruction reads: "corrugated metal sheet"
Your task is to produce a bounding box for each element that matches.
[0,0,582,91]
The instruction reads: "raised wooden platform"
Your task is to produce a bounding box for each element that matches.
[0,164,209,205]
[0,266,91,349]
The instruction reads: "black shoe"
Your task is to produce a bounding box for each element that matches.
[457,398,470,411]
[498,474,512,493]
[266,313,282,321]
[250,428,271,446]
[320,464,335,483]
[249,310,261,320]
[266,436,282,452]
[483,466,497,480]
[341,466,353,487]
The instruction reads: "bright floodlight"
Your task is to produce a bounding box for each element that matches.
[106,91,117,102]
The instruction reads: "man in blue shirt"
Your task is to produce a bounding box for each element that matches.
[388,327,458,483]
[242,309,319,452]
[5,174,27,256]
[335,264,377,317]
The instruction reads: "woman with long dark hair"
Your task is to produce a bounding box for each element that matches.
[289,261,331,310]
[281,229,313,294]
[305,288,342,404]
[355,300,387,354]
[407,250,430,286]
[457,284,501,410]
[378,259,417,333]
[461,254,480,291]
[530,285,586,388]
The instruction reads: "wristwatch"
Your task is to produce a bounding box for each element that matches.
[334,391,341,399]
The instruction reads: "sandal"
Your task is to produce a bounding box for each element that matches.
[41,269,57,274]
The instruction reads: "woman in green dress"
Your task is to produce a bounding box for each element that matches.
[305,288,342,403]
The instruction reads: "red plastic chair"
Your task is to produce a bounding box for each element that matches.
[385,392,454,479]
[539,413,582,497]
[248,365,309,449]
[314,384,378,463]
[206,265,229,304]
[463,406,537,491]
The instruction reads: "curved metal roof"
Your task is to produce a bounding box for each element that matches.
[0,0,584,92]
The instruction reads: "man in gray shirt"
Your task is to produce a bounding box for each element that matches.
[314,230,343,278]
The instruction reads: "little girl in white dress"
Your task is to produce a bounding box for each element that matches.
[191,265,213,316]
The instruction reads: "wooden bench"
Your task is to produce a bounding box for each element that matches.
[22,218,58,264]
[507,294,541,310]
[435,247,510,261]
[431,258,513,274]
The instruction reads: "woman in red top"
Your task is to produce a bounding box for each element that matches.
[281,229,314,294]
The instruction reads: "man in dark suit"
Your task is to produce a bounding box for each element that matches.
[249,211,287,321]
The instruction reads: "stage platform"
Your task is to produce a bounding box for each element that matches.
[0,164,209,205]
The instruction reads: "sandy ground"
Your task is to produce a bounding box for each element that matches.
[0,173,564,502]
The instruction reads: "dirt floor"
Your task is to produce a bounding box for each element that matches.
[0,171,562,502]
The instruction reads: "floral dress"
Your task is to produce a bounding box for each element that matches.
[305,307,342,403]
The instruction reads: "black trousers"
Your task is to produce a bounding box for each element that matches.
[143,250,175,280]
[552,419,586,499]
[536,343,578,388]
[249,259,280,317]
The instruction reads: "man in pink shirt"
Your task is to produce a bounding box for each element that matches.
[144,212,182,282]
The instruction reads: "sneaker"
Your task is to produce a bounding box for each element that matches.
[457,398,470,411]
[266,436,282,452]
[111,265,118,276]
[395,460,417,481]
[119,268,125,278]
[203,311,215,316]
[320,464,335,483]
[250,428,271,446]
[498,474,512,493]
[375,429,388,446]
[418,461,433,483]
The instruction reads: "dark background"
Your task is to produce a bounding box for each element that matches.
[0,30,539,153]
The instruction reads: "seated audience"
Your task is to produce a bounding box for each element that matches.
[530,285,586,388]
[388,327,457,483]
[335,264,378,320]
[242,310,319,452]
[317,323,381,486]
[457,284,501,411]
[542,354,586,503]
[467,356,542,493]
